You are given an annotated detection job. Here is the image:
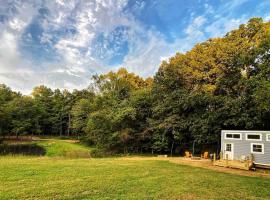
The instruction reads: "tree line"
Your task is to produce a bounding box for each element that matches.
[0,84,95,138]
[1,18,270,155]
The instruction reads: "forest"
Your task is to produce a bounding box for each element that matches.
[1,18,270,155]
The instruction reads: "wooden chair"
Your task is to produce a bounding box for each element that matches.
[201,151,209,159]
[184,151,192,158]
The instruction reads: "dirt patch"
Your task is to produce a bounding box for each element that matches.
[120,156,270,179]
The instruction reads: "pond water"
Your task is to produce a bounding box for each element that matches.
[0,144,46,156]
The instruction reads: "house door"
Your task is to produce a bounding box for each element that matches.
[224,143,234,160]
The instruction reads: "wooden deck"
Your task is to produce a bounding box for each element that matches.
[213,159,253,171]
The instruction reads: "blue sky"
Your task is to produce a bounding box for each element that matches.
[0,0,270,94]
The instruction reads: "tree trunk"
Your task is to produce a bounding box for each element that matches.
[60,116,62,137]
[170,140,174,157]
[192,140,195,156]
[67,114,71,137]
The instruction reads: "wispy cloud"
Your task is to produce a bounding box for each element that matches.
[0,0,269,94]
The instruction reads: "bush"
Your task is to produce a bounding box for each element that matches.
[90,148,116,158]
[80,137,95,146]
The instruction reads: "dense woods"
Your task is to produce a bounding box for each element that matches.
[1,18,270,155]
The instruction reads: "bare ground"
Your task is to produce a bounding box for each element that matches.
[120,156,270,179]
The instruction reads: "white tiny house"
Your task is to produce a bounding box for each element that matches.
[221,130,270,167]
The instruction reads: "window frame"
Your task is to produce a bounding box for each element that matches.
[225,133,242,140]
[246,133,262,141]
[250,143,264,154]
[266,134,270,142]
[225,143,232,152]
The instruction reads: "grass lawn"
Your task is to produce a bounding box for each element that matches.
[35,139,93,157]
[0,156,269,200]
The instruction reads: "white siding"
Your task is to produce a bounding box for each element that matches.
[221,130,270,165]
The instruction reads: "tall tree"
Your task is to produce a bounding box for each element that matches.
[32,86,54,135]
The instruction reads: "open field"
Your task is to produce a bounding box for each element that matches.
[1,140,270,199]
[0,156,270,200]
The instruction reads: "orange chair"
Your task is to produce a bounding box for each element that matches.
[201,152,209,159]
[184,151,192,158]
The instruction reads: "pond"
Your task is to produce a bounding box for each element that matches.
[0,143,46,156]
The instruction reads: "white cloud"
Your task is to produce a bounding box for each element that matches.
[185,16,207,38]
[119,30,195,77]
[0,0,131,93]
[0,1,37,75]
[0,31,22,72]
[0,71,89,94]
[40,33,53,45]
[9,18,27,31]
[204,3,214,14]
[194,16,207,27]
[205,17,247,38]
[265,14,270,22]
[0,0,269,94]
[45,0,131,76]
[55,0,65,6]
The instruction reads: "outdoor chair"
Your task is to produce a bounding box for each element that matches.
[201,151,209,159]
[184,151,192,158]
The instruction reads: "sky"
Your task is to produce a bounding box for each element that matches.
[0,0,270,94]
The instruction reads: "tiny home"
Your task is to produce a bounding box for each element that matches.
[221,130,270,167]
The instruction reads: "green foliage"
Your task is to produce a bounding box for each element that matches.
[0,84,19,137]
[71,99,92,137]
[85,68,153,153]
[146,17,270,154]
[7,96,40,137]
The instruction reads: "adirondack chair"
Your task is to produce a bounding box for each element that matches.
[184,151,192,158]
[201,151,209,159]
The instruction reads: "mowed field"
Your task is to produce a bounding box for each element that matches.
[0,140,270,200]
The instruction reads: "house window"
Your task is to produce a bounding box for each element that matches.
[251,143,264,154]
[267,134,270,141]
[225,133,241,140]
[225,144,232,152]
[246,133,262,141]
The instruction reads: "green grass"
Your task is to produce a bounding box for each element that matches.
[0,157,269,200]
[35,140,93,157]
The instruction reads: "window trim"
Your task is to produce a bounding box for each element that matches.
[225,143,232,152]
[250,143,264,154]
[266,134,270,142]
[225,133,242,140]
[246,133,262,141]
